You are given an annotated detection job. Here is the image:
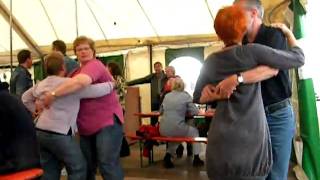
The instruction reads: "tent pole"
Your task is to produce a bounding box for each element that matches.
[75,0,79,37]
[148,45,153,74]
[0,1,43,58]
[9,0,13,75]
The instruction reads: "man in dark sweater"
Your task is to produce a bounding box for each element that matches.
[52,40,79,75]
[0,82,40,174]
[127,61,166,125]
[208,1,295,179]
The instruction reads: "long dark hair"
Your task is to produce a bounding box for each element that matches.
[0,82,9,91]
[107,62,122,78]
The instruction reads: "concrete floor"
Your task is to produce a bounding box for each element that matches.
[122,142,209,180]
[61,143,207,180]
[124,142,298,180]
[62,143,298,180]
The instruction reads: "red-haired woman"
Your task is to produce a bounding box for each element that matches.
[193,5,304,180]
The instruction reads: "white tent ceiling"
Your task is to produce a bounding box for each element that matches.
[0,0,286,65]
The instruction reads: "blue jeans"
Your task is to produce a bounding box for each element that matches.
[266,104,295,180]
[80,116,124,180]
[36,131,87,180]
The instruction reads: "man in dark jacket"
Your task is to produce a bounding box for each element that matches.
[0,83,40,174]
[10,49,33,99]
[127,61,166,125]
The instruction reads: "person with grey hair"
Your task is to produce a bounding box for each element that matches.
[159,78,204,168]
[160,65,178,102]
[234,0,264,18]
[161,66,193,158]
[203,0,297,179]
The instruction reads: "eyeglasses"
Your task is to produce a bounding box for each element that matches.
[75,47,91,52]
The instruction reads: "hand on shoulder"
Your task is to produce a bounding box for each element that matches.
[270,23,292,36]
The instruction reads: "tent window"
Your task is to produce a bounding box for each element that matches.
[169,56,202,96]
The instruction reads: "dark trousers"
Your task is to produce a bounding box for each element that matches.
[80,116,124,180]
[151,102,160,126]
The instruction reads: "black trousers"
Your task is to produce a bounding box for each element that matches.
[151,101,160,126]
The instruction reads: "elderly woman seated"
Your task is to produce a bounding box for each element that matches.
[159,77,204,168]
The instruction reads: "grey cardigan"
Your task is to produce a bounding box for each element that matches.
[193,44,304,179]
[159,91,199,136]
[22,76,113,135]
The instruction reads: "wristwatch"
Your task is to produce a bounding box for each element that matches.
[237,73,244,84]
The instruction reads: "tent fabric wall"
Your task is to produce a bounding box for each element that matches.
[98,54,124,72]
[126,48,152,116]
[33,54,124,83]
[165,47,204,65]
[0,0,290,66]
[124,45,221,116]
[0,0,235,64]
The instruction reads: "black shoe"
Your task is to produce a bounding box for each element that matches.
[193,155,204,167]
[176,144,184,158]
[163,153,174,168]
[187,143,193,157]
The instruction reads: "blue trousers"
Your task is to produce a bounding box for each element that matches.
[266,104,295,180]
[80,116,124,180]
[36,131,87,180]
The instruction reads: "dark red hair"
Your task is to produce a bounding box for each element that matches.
[214,5,247,46]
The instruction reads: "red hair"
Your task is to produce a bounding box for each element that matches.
[214,5,247,46]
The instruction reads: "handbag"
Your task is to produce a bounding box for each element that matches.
[120,136,130,157]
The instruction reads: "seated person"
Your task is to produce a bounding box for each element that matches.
[160,66,191,157]
[22,52,114,180]
[0,82,40,174]
[159,78,203,168]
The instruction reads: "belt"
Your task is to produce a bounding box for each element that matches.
[36,128,72,136]
[264,98,291,114]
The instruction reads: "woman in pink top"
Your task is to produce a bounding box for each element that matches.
[43,36,124,180]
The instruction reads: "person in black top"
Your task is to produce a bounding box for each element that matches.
[209,0,296,179]
[0,81,9,92]
[0,82,40,174]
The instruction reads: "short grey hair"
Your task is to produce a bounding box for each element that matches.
[234,0,264,19]
[172,78,185,92]
[165,66,175,74]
